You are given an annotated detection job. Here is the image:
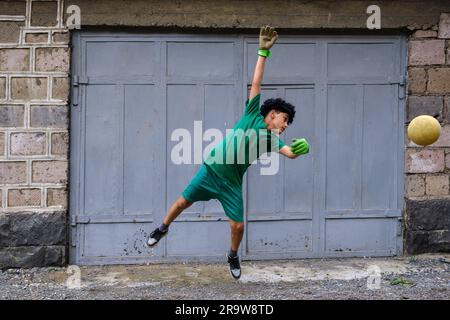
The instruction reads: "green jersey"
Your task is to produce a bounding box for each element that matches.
[204,94,286,186]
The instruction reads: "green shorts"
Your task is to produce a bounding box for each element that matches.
[182,164,244,222]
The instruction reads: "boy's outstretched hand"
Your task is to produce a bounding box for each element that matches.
[291,138,310,155]
[259,25,278,50]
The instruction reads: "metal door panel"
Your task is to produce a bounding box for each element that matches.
[247,220,313,253]
[84,84,123,215]
[324,218,396,254]
[86,41,158,77]
[166,222,230,257]
[71,33,406,264]
[327,42,396,79]
[123,84,164,216]
[362,84,396,210]
[325,85,360,211]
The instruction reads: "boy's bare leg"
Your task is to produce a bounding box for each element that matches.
[147,196,192,247]
[229,219,245,252]
[228,219,244,279]
[162,195,192,226]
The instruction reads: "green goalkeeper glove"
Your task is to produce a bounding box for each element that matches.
[291,138,310,155]
[259,25,278,51]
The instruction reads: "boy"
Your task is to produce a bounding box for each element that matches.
[147,26,310,279]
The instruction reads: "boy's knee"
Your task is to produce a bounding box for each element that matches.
[231,221,245,233]
[176,197,192,210]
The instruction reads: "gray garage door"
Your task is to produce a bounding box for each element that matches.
[70,32,406,265]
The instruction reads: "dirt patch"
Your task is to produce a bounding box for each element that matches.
[0,253,448,300]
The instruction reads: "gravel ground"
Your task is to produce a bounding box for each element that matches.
[0,253,449,300]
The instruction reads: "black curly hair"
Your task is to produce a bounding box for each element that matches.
[260,98,296,125]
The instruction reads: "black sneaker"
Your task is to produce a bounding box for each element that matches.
[227,254,241,279]
[147,227,168,247]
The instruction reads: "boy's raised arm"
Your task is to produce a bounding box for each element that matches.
[249,26,278,101]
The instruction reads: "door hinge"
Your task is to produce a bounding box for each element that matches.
[72,76,89,107]
[70,216,77,247]
[70,216,90,247]
[396,218,403,236]
[398,75,406,100]
[70,229,77,247]
[73,75,89,85]
[71,216,91,225]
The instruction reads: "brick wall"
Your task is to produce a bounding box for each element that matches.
[405,13,450,254]
[0,0,69,267]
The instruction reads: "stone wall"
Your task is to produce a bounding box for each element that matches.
[62,0,450,30]
[405,13,450,254]
[0,0,69,267]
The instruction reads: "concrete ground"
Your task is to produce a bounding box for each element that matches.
[0,253,449,300]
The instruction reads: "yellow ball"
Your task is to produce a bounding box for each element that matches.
[407,115,441,146]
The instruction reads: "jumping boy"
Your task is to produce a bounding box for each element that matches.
[147,26,310,279]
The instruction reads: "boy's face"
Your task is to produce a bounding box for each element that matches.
[266,110,289,134]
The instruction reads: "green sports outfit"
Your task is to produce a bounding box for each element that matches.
[182,94,286,222]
